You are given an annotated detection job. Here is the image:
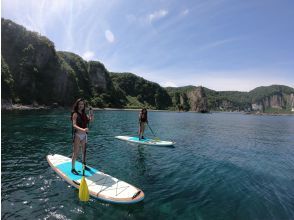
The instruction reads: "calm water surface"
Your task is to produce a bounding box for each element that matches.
[1,110,294,220]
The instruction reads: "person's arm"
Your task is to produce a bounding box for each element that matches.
[138,113,142,123]
[88,107,94,122]
[72,113,88,133]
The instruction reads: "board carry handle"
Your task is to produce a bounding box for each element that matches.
[132,190,141,199]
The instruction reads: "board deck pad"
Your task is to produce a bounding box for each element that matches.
[115,135,175,146]
[47,154,144,204]
[129,137,154,142]
[56,161,97,181]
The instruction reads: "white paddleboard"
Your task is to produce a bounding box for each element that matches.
[47,154,144,204]
[115,136,175,146]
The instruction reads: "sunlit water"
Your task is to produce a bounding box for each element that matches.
[2,110,294,220]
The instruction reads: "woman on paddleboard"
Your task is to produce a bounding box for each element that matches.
[71,98,94,175]
[138,108,148,140]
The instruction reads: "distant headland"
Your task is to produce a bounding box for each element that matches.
[2,18,294,114]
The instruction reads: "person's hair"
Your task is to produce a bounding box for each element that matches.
[71,98,86,120]
[140,108,147,116]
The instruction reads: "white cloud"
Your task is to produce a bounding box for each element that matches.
[181,9,189,16]
[82,51,95,61]
[105,30,115,43]
[148,9,168,23]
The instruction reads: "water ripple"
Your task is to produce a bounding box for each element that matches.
[2,110,294,220]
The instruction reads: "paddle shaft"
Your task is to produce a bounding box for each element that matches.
[147,123,156,137]
[82,142,86,175]
[82,107,93,166]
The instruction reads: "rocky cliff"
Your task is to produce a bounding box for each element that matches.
[2,18,293,112]
[204,85,294,112]
[166,86,209,112]
[88,61,112,91]
[1,18,115,107]
[186,87,208,112]
[252,93,294,112]
[1,18,58,104]
[110,72,172,109]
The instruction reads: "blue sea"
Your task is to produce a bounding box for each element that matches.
[1,110,294,220]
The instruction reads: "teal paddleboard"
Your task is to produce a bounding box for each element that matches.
[47,154,144,204]
[115,135,175,146]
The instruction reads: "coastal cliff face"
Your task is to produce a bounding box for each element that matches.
[1,18,58,104]
[1,18,171,109]
[204,85,294,113]
[166,86,209,112]
[218,100,235,111]
[252,93,294,112]
[1,18,112,107]
[186,87,208,112]
[2,18,293,112]
[88,61,112,92]
[288,94,294,109]
[52,53,79,106]
[110,72,172,109]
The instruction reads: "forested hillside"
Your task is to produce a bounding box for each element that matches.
[1,18,293,113]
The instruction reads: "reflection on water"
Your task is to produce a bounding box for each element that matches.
[136,145,147,175]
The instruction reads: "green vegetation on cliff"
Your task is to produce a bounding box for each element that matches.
[248,85,294,103]
[57,51,92,99]
[204,85,294,111]
[1,18,293,112]
[110,72,172,109]
[165,86,209,112]
[1,18,125,108]
[204,88,251,111]
[1,18,59,105]
[1,57,14,99]
[166,86,195,111]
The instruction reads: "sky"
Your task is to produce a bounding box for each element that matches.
[1,0,294,91]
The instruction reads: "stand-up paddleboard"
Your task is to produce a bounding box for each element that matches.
[115,136,175,146]
[47,154,144,204]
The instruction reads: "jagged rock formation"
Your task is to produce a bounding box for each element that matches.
[1,18,59,104]
[1,18,117,107]
[1,18,174,109]
[88,61,111,91]
[252,93,294,112]
[2,18,293,112]
[186,87,208,112]
[166,86,209,112]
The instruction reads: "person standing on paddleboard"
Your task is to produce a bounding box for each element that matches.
[138,108,148,140]
[71,98,94,175]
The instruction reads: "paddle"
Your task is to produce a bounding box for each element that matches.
[78,107,93,202]
[79,162,89,201]
[147,123,160,141]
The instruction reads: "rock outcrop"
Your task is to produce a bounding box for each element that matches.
[2,18,293,111]
[186,87,208,112]
[251,93,294,112]
[167,86,209,112]
[88,61,111,92]
[1,18,111,107]
[1,18,58,104]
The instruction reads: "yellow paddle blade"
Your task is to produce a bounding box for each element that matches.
[79,176,89,202]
